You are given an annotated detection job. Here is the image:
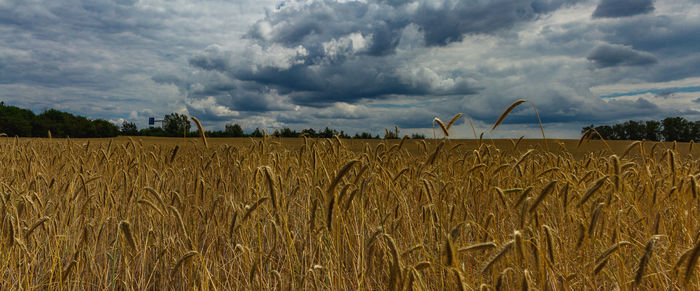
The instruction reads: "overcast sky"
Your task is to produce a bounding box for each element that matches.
[1,0,699,138]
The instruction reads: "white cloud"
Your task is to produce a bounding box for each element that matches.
[243,43,308,71]
[187,96,240,118]
[590,77,700,96]
[2,0,700,137]
[322,32,371,61]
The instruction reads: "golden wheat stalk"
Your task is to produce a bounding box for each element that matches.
[384,234,403,289]
[481,240,514,274]
[446,113,463,131]
[685,238,700,283]
[458,242,497,253]
[401,244,424,257]
[137,199,164,217]
[61,259,76,281]
[491,99,548,150]
[327,160,360,197]
[190,116,208,148]
[543,225,555,263]
[578,176,609,206]
[444,236,457,267]
[169,145,180,163]
[452,268,466,291]
[262,166,277,210]
[635,236,660,285]
[398,135,408,151]
[495,268,514,291]
[119,220,137,251]
[594,258,609,275]
[621,141,642,159]
[529,180,557,213]
[424,141,445,166]
[144,186,166,213]
[433,118,449,137]
[171,251,198,277]
[326,195,335,232]
[577,129,591,148]
[24,216,49,240]
[491,100,527,131]
[240,197,268,224]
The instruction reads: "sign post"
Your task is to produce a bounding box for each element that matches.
[149,117,165,127]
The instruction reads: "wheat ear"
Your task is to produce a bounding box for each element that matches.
[190,116,208,148]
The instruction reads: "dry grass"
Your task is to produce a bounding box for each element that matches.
[0,130,699,289]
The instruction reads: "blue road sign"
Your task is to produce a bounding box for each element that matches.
[149,117,155,125]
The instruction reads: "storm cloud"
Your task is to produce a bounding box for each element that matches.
[587,43,658,68]
[247,0,580,52]
[593,0,654,18]
[187,0,582,110]
[1,0,700,137]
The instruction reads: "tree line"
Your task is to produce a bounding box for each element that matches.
[0,102,426,139]
[8,100,695,142]
[583,117,700,142]
[120,113,426,139]
[0,102,120,137]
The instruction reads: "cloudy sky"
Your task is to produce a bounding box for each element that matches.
[1,0,699,138]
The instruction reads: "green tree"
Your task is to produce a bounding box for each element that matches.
[612,124,626,140]
[33,109,67,137]
[644,120,662,141]
[353,132,375,139]
[93,119,120,137]
[318,127,336,138]
[692,121,700,142]
[301,128,317,137]
[278,128,299,137]
[0,102,117,138]
[121,121,139,136]
[622,120,645,140]
[75,116,97,137]
[139,126,167,136]
[662,117,692,142]
[0,102,35,136]
[163,113,191,137]
[594,125,613,140]
[31,109,119,138]
[250,128,263,137]
[225,123,244,137]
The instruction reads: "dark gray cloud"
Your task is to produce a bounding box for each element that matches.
[2,0,700,138]
[0,0,275,128]
[587,43,658,68]
[248,0,581,54]
[592,0,654,18]
[275,103,439,132]
[598,15,700,56]
[457,89,661,126]
[181,0,700,135]
[189,0,582,109]
[656,89,674,98]
[189,45,480,107]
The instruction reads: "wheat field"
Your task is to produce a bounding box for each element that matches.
[0,133,699,290]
